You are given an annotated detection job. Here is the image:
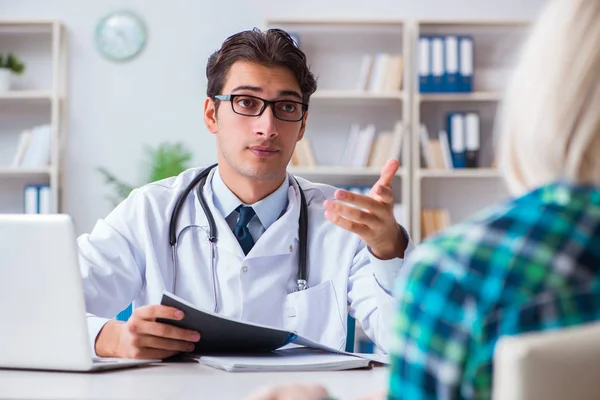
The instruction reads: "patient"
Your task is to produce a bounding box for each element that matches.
[245,0,600,399]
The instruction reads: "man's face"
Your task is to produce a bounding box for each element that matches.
[204,60,307,183]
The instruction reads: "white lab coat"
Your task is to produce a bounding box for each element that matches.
[78,167,413,355]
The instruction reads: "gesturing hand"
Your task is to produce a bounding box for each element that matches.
[323,159,407,260]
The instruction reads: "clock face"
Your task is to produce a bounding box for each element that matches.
[95,11,147,62]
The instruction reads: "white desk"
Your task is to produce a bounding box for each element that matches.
[0,362,389,400]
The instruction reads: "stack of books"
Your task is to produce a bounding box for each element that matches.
[421,208,451,239]
[355,53,404,92]
[10,124,52,169]
[290,121,404,169]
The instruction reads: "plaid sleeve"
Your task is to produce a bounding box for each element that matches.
[463,288,600,399]
[388,243,479,400]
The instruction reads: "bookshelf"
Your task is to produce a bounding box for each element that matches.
[418,91,503,102]
[312,90,405,101]
[0,90,53,100]
[417,168,501,179]
[411,20,531,243]
[0,20,67,214]
[265,18,412,230]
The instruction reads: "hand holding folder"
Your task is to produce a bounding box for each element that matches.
[95,301,201,359]
[156,292,389,371]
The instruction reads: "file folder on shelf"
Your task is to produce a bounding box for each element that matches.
[459,36,474,92]
[465,112,480,168]
[447,113,466,168]
[418,36,432,93]
[444,36,460,92]
[431,36,445,93]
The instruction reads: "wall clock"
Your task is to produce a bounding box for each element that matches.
[95,11,147,62]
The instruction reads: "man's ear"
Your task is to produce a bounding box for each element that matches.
[297,111,308,142]
[204,98,218,134]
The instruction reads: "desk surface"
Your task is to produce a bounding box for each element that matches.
[0,362,389,400]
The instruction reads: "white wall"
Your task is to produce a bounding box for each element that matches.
[1,0,548,234]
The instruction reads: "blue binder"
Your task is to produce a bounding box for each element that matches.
[431,36,445,93]
[418,36,432,93]
[459,36,474,92]
[444,36,460,93]
[447,113,466,168]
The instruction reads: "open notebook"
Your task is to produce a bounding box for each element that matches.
[157,292,389,372]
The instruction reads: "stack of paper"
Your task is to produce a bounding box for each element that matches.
[187,347,375,372]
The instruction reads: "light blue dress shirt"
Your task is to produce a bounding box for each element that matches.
[211,168,289,243]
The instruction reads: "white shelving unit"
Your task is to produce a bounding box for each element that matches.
[312,90,405,101]
[0,20,67,214]
[411,20,531,243]
[418,91,503,102]
[265,18,412,230]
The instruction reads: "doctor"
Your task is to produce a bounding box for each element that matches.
[79,27,414,360]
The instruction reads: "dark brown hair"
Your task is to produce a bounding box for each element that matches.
[206,28,317,105]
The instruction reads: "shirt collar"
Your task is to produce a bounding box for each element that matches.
[211,167,290,230]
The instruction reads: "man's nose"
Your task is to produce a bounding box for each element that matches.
[254,104,279,138]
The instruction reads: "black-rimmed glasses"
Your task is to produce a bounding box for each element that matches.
[214,94,308,122]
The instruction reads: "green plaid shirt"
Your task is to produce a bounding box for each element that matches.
[388,182,600,400]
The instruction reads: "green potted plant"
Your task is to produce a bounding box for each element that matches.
[0,53,26,91]
[98,141,194,207]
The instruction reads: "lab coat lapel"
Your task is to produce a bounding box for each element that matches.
[173,168,240,257]
[199,170,245,257]
[247,177,301,259]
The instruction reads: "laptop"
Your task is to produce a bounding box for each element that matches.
[0,213,160,371]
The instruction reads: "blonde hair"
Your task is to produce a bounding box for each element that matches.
[497,0,600,196]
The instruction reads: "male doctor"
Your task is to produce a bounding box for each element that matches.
[80,27,413,360]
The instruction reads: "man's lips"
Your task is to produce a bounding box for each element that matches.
[249,146,279,156]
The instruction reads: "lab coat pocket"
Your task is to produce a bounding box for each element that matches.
[283,280,346,350]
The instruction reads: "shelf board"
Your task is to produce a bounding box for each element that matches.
[418,168,501,179]
[0,91,54,101]
[0,20,60,26]
[312,90,404,101]
[0,20,59,33]
[418,19,531,28]
[266,18,405,27]
[0,168,52,178]
[418,92,502,102]
[288,166,405,177]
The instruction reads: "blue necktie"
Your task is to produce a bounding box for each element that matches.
[234,206,255,255]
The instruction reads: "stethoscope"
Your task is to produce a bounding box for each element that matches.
[168,163,309,313]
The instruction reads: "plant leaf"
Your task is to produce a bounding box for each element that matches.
[144,142,193,183]
[97,166,135,206]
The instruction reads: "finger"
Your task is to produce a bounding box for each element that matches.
[325,208,370,237]
[136,335,197,353]
[129,348,179,360]
[130,319,201,342]
[324,199,379,226]
[374,159,399,188]
[133,305,185,322]
[330,191,387,214]
[368,183,394,204]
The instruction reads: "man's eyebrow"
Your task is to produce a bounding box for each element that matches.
[231,85,262,93]
[277,90,303,101]
[230,86,303,101]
